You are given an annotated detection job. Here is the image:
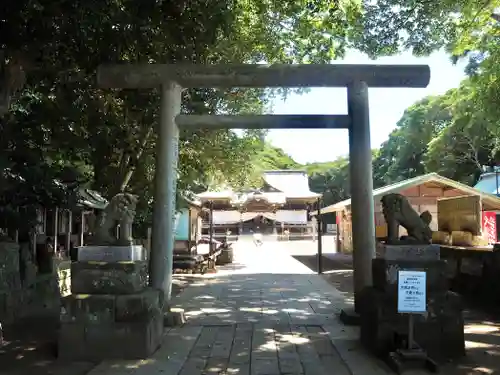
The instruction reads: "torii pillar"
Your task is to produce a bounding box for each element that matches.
[97,64,430,314]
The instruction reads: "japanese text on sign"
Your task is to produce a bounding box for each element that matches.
[397,270,426,314]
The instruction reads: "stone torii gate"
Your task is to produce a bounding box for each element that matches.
[97,64,430,314]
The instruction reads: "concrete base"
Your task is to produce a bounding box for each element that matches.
[164,308,186,326]
[339,307,360,326]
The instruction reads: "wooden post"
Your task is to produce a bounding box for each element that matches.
[312,216,317,242]
[317,198,323,274]
[66,210,73,254]
[54,207,59,256]
[43,208,47,234]
[147,227,152,260]
[239,211,243,236]
[209,201,214,252]
[188,207,192,246]
[14,207,19,243]
[79,211,85,246]
[32,231,37,259]
[336,214,342,253]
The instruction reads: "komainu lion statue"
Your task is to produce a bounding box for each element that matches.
[89,193,138,246]
[381,193,432,245]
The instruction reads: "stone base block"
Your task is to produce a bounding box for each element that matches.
[372,258,448,295]
[58,311,163,360]
[0,242,21,290]
[339,307,360,326]
[360,287,396,356]
[377,244,440,261]
[61,288,161,323]
[71,261,148,294]
[77,245,146,262]
[360,287,465,363]
[164,308,186,326]
[216,248,234,265]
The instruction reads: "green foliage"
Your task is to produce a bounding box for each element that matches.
[258,0,500,208]
[4,0,500,231]
[306,158,350,206]
[372,96,451,185]
[0,0,370,231]
[372,82,497,188]
[424,85,494,184]
[348,0,500,58]
[255,143,300,171]
[294,86,498,208]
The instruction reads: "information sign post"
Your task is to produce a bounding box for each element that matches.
[397,270,426,352]
[388,270,439,374]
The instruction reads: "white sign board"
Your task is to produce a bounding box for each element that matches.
[397,270,427,314]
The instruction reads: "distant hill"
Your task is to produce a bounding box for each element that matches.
[254,143,300,171]
[254,143,347,177]
[252,143,350,206]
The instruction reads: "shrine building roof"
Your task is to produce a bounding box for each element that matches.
[315,172,500,215]
[195,170,320,203]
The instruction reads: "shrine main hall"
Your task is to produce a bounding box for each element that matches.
[196,170,320,239]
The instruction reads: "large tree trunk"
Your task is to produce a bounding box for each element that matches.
[109,125,154,197]
[0,55,27,116]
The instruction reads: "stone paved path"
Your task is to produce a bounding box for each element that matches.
[87,240,393,375]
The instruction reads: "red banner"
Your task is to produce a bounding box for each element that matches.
[482,211,497,244]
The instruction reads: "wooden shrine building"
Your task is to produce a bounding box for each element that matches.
[196,170,320,240]
[317,173,500,252]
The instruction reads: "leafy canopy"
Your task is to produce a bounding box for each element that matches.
[0,0,370,232]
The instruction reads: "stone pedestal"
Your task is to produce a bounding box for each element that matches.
[58,246,163,360]
[164,308,186,326]
[216,247,234,265]
[77,245,146,262]
[71,261,148,294]
[360,244,465,363]
[58,291,163,360]
[0,242,21,323]
[376,243,440,260]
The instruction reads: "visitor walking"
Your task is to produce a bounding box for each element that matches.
[253,226,263,247]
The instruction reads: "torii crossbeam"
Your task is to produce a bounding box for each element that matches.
[96,63,430,317]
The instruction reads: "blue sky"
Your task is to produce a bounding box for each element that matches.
[266,50,467,164]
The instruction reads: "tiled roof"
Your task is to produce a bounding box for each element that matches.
[196,170,321,202]
[262,170,320,199]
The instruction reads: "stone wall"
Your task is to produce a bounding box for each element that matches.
[0,242,71,324]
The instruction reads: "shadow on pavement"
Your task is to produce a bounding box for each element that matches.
[0,273,201,375]
[170,269,353,328]
[0,314,96,375]
[292,253,354,299]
